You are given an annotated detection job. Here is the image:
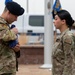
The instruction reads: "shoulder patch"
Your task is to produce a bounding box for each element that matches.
[64,34,72,44]
[64,38,72,44]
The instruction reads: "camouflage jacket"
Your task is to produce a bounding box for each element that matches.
[0,17,17,74]
[52,28,75,75]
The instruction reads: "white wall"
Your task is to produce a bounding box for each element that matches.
[0,0,5,15]
[28,0,44,14]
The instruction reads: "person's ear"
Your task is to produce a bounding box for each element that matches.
[7,10,11,15]
[62,19,66,25]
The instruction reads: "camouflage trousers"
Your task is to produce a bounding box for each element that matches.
[0,73,16,75]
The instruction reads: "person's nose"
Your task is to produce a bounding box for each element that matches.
[53,20,55,24]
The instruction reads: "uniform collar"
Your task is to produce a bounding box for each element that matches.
[56,28,70,42]
[60,28,70,38]
[0,16,8,25]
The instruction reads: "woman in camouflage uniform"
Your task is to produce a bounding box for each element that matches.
[52,10,75,75]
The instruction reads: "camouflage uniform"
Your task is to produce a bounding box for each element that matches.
[0,17,17,75]
[52,28,75,75]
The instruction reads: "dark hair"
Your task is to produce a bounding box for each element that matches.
[56,10,74,28]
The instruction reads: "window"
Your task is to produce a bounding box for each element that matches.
[29,15,44,26]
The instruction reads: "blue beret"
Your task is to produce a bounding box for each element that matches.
[6,1,25,16]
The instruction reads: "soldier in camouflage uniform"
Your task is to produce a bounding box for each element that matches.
[52,10,75,75]
[0,1,24,75]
